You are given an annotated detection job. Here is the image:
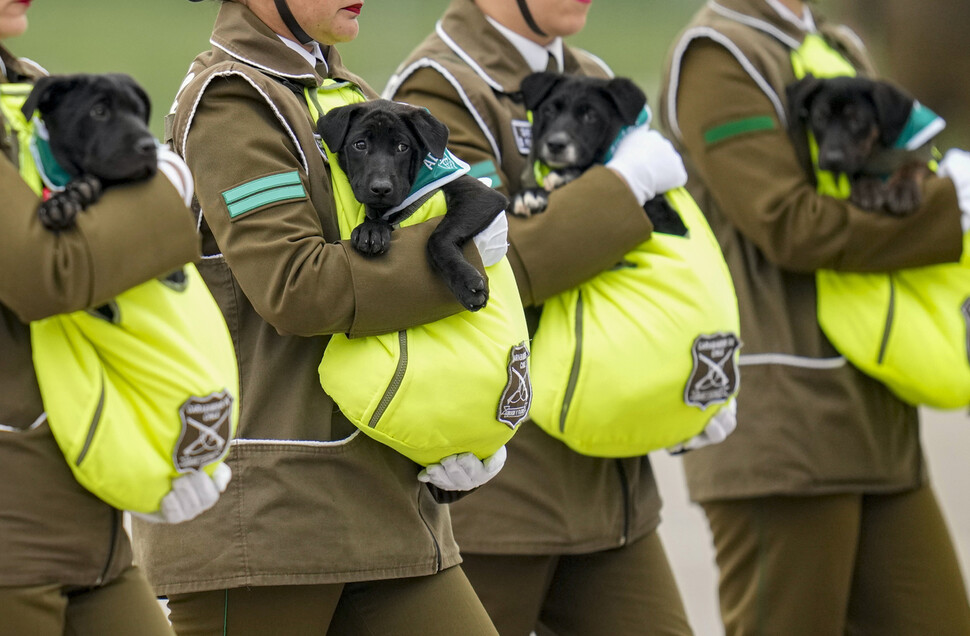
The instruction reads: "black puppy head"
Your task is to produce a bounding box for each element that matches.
[786,74,914,174]
[318,99,449,211]
[22,73,156,184]
[519,72,646,170]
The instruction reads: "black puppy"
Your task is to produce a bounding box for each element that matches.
[786,74,934,215]
[514,72,686,235]
[318,100,509,312]
[22,73,158,231]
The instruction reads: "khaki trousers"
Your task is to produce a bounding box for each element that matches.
[460,529,693,636]
[702,485,970,636]
[165,565,496,635]
[0,565,173,636]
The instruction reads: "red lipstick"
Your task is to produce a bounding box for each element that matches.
[344,3,362,15]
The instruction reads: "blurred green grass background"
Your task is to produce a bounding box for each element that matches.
[9,0,864,138]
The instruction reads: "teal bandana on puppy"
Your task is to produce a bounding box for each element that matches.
[894,100,946,151]
[384,147,470,217]
[29,118,72,192]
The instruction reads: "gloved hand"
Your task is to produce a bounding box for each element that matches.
[156,143,195,207]
[472,211,509,267]
[417,445,507,491]
[938,148,970,233]
[130,463,232,524]
[668,400,737,455]
[606,127,688,206]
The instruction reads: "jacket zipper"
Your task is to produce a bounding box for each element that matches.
[559,290,585,433]
[416,491,442,572]
[369,331,408,428]
[95,508,121,585]
[76,378,106,466]
[876,274,896,365]
[615,459,631,546]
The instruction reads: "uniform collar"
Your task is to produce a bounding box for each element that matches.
[485,16,564,73]
[210,2,358,87]
[436,0,582,94]
[707,0,825,49]
[0,44,41,84]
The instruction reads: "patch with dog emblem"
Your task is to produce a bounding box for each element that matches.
[222,171,307,219]
[497,342,531,429]
[684,333,740,409]
[511,119,532,155]
[175,390,234,472]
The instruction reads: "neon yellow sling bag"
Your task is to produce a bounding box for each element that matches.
[2,83,240,513]
[309,81,531,466]
[791,35,970,408]
[529,179,741,458]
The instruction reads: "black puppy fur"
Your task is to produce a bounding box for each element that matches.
[318,100,509,312]
[515,72,686,235]
[786,74,932,215]
[22,73,157,231]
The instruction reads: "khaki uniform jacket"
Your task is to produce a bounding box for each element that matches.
[132,3,476,593]
[0,48,202,587]
[659,0,964,502]
[387,0,662,554]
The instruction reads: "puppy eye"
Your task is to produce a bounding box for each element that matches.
[396,142,409,153]
[352,140,366,151]
[90,103,109,121]
[581,111,598,124]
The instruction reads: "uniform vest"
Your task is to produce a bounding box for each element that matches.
[310,80,531,466]
[1,83,240,513]
[789,36,970,409]
[529,171,741,458]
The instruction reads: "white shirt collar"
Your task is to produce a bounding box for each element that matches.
[764,0,816,33]
[277,35,329,73]
[485,16,564,73]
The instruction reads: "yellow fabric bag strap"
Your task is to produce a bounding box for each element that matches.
[0,82,44,195]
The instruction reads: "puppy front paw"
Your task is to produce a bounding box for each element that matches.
[884,178,922,216]
[849,178,886,212]
[511,189,549,217]
[351,218,392,256]
[38,194,83,231]
[543,169,582,191]
[450,266,489,312]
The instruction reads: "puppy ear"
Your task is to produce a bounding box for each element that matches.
[869,80,915,147]
[603,77,647,125]
[116,73,152,124]
[785,74,823,123]
[21,75,72,120]
[404,107,449,158]
[317,103,359,152]
[519,72,562,111]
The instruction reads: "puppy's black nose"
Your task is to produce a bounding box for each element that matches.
[545,139,566,155]
[369,180,393,198]
[135,137,157,156]
[819,148,846,169]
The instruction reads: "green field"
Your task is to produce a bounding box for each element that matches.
[10,1,710,137]
[10,1,868,138]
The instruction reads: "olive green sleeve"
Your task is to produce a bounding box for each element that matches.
[674,39,962,273]
[0,157,200,322]
[183,75,474,339]
[392,67,654,307]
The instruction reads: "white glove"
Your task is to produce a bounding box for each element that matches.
[472,211,509,267]
[668,400,737,455]
[606,127,687,206]
[938,148,970,233]
[417,445,507,491]
[156,143,195,207]
[130,463,232,524]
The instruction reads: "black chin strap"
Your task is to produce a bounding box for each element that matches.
[516,0,548,38]
[275,0,314,45]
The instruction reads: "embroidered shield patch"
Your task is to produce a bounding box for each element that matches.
[511,119,532,155]
[497,342,531,429]
[175,389,234,472]
[684,333,741,409]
